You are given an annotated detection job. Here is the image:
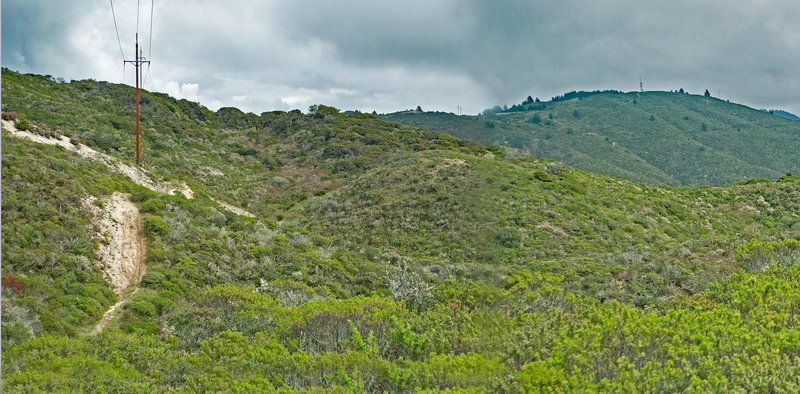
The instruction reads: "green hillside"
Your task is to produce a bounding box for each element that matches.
[4,70,800,391]
[1,69,483,221]
[291,148,800,304]
[381,91,800,186]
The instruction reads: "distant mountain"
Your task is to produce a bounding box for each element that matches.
[382,91,800,186]
[762,109,800,121]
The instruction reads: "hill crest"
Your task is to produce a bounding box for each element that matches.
[382,90,800,186]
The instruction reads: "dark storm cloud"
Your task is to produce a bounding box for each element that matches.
[3,1,799,115]
[276,0,800,111]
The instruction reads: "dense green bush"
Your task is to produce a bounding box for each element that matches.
[143,215,169,235]
[13,116,30,130]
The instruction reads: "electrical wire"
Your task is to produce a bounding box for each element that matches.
[144,0,154,86]
[148,0,153,61]
[136,0,140,37]
[144,65,151,87]
[109,0,125,61]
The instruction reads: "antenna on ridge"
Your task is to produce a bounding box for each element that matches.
[640,75,644,93]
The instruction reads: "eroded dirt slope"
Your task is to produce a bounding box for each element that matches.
[86,192,146,334]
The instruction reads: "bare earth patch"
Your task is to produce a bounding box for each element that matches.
[84,192,147,334]
[210,197,255,218]
[2,119,193,198]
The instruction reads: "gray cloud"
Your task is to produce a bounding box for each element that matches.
[3,0,799,115]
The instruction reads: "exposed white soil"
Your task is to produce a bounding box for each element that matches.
[85,192,147,334]
[2,121,253,214]
[2,119,193,198]
[210,197,255,218]
[200,166,225,176]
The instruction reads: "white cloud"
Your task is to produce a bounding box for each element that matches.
[180,83,200,102]
[163,81,199,102]
[280,95,313,108]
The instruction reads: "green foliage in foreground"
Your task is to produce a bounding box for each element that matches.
[5,245,800,392]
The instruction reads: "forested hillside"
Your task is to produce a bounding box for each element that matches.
[3,70,800,391]
[382,91,800,186]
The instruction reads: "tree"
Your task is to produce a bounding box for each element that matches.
[308,104,340,119]
[704,89,711,97]
[415,105,423,112]
[524,96,533,105]
[679,88,685,94]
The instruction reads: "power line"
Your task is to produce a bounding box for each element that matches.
[148,0,153,61]
[144,0,154,86]
[109,0,125,61]
[136,0,140,36]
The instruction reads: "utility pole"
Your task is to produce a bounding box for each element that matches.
[639,76,643,93]
[124,34,150,166]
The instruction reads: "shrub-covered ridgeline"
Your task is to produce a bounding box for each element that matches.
[1,68,484,221]
[291,149,800,305]
[3,69,800,391]
[382,91,800,187]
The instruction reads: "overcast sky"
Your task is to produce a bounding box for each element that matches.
[3,0,799,115]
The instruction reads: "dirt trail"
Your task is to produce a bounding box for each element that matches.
[1,119,193,198]
[86,192,147,334]
[1,120,260,217]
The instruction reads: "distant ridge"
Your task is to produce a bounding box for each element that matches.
[382,91,800,186]
[762,109,800,121]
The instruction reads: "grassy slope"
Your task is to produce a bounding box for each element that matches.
[4,71,800,391]
[381,91,800,186]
